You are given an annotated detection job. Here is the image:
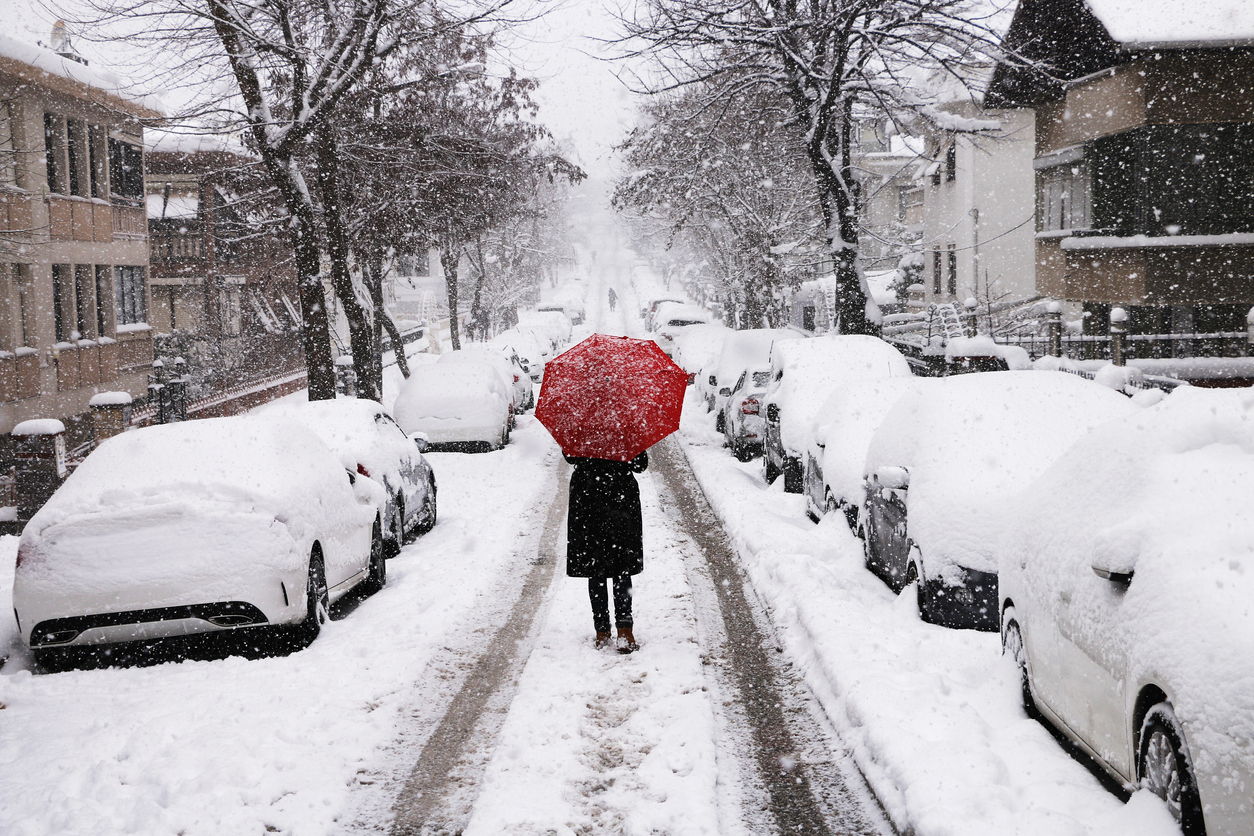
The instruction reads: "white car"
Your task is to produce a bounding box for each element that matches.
[394,362,514,452]
[491,328,548,384]
[652,302,714,355]
[671,322,730,393]
[439,347,530,419]
[518,309,572,349]
[860,371,1137,631]
[708,328,805,422]
[1000,386,1254,836]
[13,416,382,668]
[719,364,773,461]
[263,398,438,556]
[802,376,925,526]
[762,335,912,492]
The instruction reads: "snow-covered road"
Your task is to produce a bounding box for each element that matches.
[0,232,1187,836]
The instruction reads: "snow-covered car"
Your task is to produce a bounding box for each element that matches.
[720,365,774,461]
[861,371,1138,631]
[439,346,531,418]
[263,398,438,556]
[538,301,584,327]
[518,309,572,349]
[999,386,1254,836]
[394,362,514,452]
[491,328,548,384]
[12,416,384,667]
[763,335,912,492]
[491,344,537,409]
[642,295,684,329]
[802,376,927,527]
[671,322,730,393]
[652,302,714,356]
[708,328,805,423]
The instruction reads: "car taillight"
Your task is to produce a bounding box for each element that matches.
[513,374,520,383]
[357,463,371,478]
[741,398,760,415]
[15,542,36,569]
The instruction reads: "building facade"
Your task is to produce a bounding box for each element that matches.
[989,0,1254,345]
[0,34,158,456]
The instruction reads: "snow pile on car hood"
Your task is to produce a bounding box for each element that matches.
[714,329,803,389]
[394,364,508,429]
[768,335,913,453]
[672,323,730,375]
[866,372,1138,576]
[1002,386,1254,778]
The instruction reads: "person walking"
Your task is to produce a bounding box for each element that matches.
[607,287,618,311]
[565,450,648,652]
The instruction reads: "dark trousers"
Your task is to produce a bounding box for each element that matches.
[588,575,633,632]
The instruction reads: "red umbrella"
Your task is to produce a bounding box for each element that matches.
[536,333,689,461]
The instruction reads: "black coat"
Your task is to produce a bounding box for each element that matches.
[564,451,648,578]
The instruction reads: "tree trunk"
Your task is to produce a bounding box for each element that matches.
[368,244,410,379]
[441,246,462,351]
[316,124,381,401]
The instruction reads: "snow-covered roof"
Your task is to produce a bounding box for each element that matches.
[0,32,162,117]
[1085,0,1254,47]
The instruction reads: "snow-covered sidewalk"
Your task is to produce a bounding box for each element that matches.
[676,400,1181,836]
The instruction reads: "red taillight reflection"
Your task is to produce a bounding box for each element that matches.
[513,374,520,383]
[357,463,371,478]
[741,398,760,415]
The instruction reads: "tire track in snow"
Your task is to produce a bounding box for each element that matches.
[651,437,895,836]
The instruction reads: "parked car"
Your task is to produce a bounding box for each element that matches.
[708,328,804,425]
[652,303,714,355]
[720,364,774,461]
[671,322,730,391]
[860,371,1138,631]
[802,376,926,527]
[538,300,585,326]
[763,335,912,492]
[519,309,572,348]
[642,295,684,329]
[394,362,514,452]
[491,328,548,384]
[999,386,1254,836]
[12,416,383,667]
[264,398,437,556]
[439,346,531,418]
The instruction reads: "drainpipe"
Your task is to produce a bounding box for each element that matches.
[969,207,980,297]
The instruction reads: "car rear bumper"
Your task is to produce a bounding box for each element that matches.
[25,601,273,648]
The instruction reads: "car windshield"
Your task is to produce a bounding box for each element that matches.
[667,319,704,328]
[752,371,771,387]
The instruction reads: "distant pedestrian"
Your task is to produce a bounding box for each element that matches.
[564,450,648,652]
[607,287,618,311]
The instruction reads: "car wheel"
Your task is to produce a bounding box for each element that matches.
[363,519,387,595]
[386,495,404,558]
[1140,703,1205,834]
[294,547,329,646]
[414,477,438,534]
[715,411,726,433]
[783,456,804,493]
[764,455,780,483]
[1001,609,1035,715]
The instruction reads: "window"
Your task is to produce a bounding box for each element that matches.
[66,119,86,197]
[44,113,63,193]
[114,266,147,325]
[88,125,106,198]
[74,264,93,337]
[108,138,143,200]
[52,263,70,341]
[1037,162,1090,232]
[945,141,957,183]
[0,101,16,186]
[947,245,957,297]
[15,264,32,347]
[932,249,942,295]
[95,265,111,336]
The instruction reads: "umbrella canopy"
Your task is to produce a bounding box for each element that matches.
[536,333,689,461]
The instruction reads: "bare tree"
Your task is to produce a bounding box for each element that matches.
[621,0,1008,335]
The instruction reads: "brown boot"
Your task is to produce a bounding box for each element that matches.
[594,630,612,650]
[616,627,639,654]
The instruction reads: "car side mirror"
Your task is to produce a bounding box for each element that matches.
[345,468,357,486]
[766,403,780,422]
[1092,562,1134,585]
[875,466,910,490]
[409,431,430,454]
